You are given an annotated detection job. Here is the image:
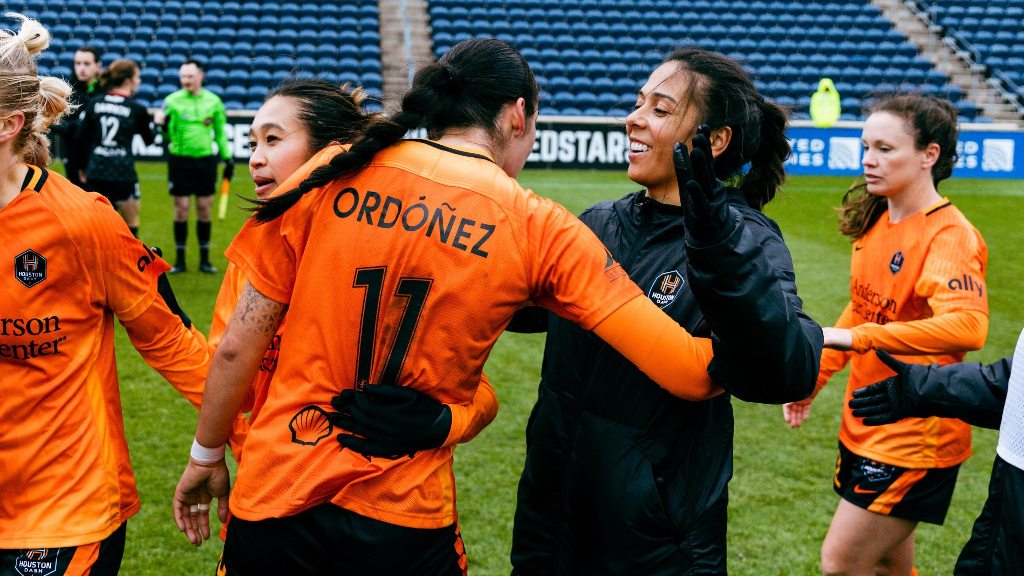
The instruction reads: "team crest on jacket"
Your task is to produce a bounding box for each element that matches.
[14,249,47,288]
[888,251,904,275]
[648,270,684,308]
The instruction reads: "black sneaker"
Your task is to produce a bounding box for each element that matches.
[199,262,218,274]
[168,263,187,274]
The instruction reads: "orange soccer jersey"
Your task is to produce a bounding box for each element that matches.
[818,198,989,469]
[0,166,211,548]
[224,140,662,528]
[207,262,500,457]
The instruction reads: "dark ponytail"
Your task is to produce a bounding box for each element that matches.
[738,98,790,209]
[255,37,537,223]
[664,47,791,210]
[96,58,138,92]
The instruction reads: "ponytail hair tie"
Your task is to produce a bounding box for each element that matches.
[441,63,464,93]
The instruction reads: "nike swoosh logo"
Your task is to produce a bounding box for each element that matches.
[853,484,879,494]
[854,245,863,251]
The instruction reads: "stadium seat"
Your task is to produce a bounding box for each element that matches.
[249,68,273,85]
[205,68,227,84]
[246,85,268,101]
[208,54,231,69]
[139,67,161,84]
[166,53,187,68]
[227,69,250,85]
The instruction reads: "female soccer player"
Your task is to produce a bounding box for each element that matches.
[77,58,155,237]
[509,47,822,575]
[208,79,499,460]
[0,13,215,574]
[784,93,989,576]
[172,38,739,573]
[849,339,1023,574]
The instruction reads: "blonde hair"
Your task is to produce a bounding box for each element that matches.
[0,13,73,166]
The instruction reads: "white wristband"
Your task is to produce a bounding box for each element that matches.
[190,438,226,464]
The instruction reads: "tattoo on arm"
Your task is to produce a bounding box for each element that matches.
[236,283,286,337]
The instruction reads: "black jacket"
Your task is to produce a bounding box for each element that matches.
[511,189,822,575]
[53,79,94,167]
[894,355,1020,576]
[899,356,1011,430]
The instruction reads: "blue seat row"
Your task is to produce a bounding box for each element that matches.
[16,0,384,112]
[428,0,969,119]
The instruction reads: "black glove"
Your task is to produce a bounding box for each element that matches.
[673,125,732,244]
[849,350,921,425]
[327,385,452,460]
[222,157,234,181]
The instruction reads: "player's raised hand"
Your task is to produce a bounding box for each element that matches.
[673,124,732,244]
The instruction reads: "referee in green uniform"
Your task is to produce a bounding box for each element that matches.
[161,60,233,274]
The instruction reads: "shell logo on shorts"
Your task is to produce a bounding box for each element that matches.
[648,270,684,308]
[289,405,333,446]
[14,249,47,288]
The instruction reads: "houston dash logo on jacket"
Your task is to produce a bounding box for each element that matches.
[648,270,684,308]
[14,249,46,288]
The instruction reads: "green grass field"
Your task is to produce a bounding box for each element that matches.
[60,161,1022,575]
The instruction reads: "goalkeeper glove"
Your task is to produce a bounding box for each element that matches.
[849,350,923,425]
[673,124,733,245]
[327,385,452,460]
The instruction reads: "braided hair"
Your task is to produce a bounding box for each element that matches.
[255,38,538,223]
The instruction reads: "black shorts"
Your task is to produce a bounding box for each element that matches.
[221,504,467,576]
[0,522,126,576]
[168,154,217,197]
[954,454,1024,575]
[91,180,140,205]
[833,441,959,525]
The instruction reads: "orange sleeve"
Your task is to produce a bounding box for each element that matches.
[850,309,988,355]
[914,222,988,316]
[208,263,245,353]
[443,372,499,447]
[70,196,213,398]
[592,295,719,400]
[78,197,170,320]
[815,303,857,395]
[119,304,211,409]
[521,192,642,331]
